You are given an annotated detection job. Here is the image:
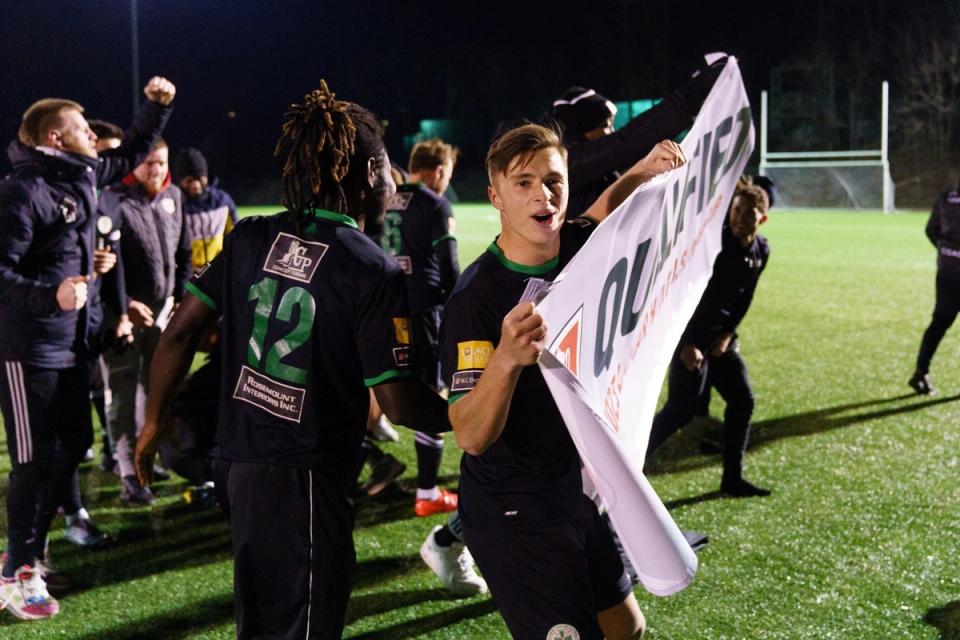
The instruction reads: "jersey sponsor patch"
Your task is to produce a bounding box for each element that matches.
[387,191,414,210]
[393,346,412,367]
[262,232,328,283]
[232,365,305,423]
[392,317,412,344]
[451,369,482,393]
[457,340,494,370]
[546,623,580,640]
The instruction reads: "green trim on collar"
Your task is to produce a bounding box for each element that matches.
[431,234,457,246]
[306,208,359,229]
[486,241,558,275]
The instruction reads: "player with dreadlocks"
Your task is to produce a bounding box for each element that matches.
[134,80,451,639]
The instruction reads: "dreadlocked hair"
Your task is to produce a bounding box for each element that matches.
[274,80,386,231]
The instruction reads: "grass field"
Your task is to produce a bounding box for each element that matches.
[1,205,959,639]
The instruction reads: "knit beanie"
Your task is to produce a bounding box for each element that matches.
[552,86,617,137]
[174,148,208,181]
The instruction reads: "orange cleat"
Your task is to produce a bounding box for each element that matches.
[414,488,459,517]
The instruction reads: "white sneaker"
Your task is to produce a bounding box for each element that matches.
[370,416,399,443]
[0,565,60,620]
[419,525,488,596]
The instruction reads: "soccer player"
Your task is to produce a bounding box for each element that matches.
[134,81,451,639]
[0,76,174,620]
[380,138,461,515]
[646,183,772,498]
[909,182,960,395]
[443,123,684,639]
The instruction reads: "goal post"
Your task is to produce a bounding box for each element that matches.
[759,82,895,212]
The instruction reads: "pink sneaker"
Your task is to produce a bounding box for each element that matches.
[0,565,60,620]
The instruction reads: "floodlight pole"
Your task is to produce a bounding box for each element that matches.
[759,90,768,176]
[131,0,140,115]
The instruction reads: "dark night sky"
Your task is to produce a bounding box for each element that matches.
[0,0,947,192]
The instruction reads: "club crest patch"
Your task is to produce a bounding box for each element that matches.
[160,197,177,214]
[59,195,78,223]
[263,232,328,283]
[387,191,414,211]
[546,623,580,640]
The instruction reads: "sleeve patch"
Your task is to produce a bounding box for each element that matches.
[457,341,494,370]
[393,317,412,344]
[451,370,483,393]
[393,346,412,367]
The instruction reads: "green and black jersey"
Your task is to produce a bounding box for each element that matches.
[380,183,458,314]
[439,218,596,532]
[187,208,415,481]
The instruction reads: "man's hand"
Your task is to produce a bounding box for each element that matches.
[115,314,134,345]
[638,140,687,180]
[679,344,704,372]
[128,300,155,327]
[709,333,733,357]
[93,247,117,275]
[498,302,547,368]
[143,76,176,105]
[56,275,90,311]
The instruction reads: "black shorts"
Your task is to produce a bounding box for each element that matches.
[413,307,442,389]
[463,494,632,640]
[213,460,356,640]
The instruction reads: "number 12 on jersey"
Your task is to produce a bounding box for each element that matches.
[246,276,316,384]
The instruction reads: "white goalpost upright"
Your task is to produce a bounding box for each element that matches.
[759,81,894,212]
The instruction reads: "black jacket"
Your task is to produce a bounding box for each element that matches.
[0,100,171,367]
[563,62,724,218]
[926,189,960,278]
[682,224,770,352]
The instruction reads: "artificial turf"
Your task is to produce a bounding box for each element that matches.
[0,205,958,639]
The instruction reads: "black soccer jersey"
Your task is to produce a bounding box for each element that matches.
[381,183,457,313]
[682,224,770,351]
[441,219,596,532]
[187,208,415,483]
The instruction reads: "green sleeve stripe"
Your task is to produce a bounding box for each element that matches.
[431,234,457,247]
[364,368,414,387]
[185,282,217,310]
[447,392,467,406]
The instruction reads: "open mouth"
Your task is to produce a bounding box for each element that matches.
[532,211,555,224]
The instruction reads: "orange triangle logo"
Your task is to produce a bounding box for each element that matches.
[551,306,583,378]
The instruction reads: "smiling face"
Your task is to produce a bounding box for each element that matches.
[133,146,170,196]
[728,191,768,245]
[488,146,568,264]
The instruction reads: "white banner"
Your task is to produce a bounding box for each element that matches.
[536,57,754,596]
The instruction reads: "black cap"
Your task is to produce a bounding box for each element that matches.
[174,147,208,181]
[552,86,617,137]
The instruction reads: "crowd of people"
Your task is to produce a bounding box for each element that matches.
[0,56,895,639]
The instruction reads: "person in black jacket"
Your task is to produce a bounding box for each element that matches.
[909,185,960,395]
[102,138,190,506]
[646,183,771,498]
[550,57,726,218]
[0,76,174,620]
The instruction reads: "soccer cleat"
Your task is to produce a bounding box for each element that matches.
[420,525,487,596]
[908,371,936,395]
[120,475,156,506]
[360,455,407,497]
[182,481,217,508]
[0,565,60,620]
[721,477,771,498]
[369,416,400,443]
[415,488,458,517]
[64,518,109,548]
